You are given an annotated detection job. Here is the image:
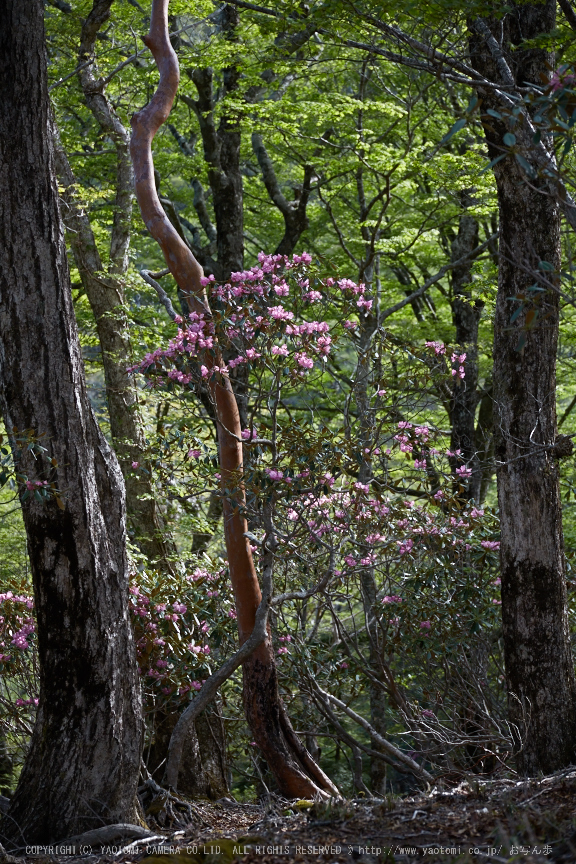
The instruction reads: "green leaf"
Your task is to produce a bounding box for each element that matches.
[503,132,516,146]
[480,154,505,173]
[510,306,524,323]
[441,117,466,145]
[466,95,478,113]
[514,153,536,177]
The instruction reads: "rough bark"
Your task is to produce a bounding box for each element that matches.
[0,0,141,844]
[471,1,576,775]
[147,705,227,799]
[449,201,483,501]
[130,0,336,799]
[50,0,177,569]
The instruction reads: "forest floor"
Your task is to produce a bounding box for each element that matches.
[7,768,576,864]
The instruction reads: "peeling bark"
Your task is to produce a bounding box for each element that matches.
[130,0,336,799]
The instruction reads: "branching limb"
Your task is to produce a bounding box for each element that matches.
[380,234,498,322]
[558,0,576,33]
[139,270,178,321]
[164,541,273,789]
[313,685,434,784]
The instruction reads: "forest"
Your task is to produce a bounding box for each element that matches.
[2,0,576,860]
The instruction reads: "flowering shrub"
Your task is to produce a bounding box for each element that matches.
[128,558,238,714]
[128,252,505,783]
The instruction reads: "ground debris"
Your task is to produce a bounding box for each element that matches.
[11,769,576,864]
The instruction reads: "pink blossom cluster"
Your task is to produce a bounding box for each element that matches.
[24,479,49,491]
[550,66,576,92]
[15,697,38,708]
[131,253,368,390]
[0,592,36,665]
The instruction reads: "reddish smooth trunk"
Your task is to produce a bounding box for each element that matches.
[130,0,336,798]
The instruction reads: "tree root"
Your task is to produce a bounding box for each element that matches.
[138,776,209,830]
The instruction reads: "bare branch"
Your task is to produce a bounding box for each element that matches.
[558,0,576,33]
[380,233,498,322]
[164,528,273,789]
[313,685,434,784]
[139,269,178,320]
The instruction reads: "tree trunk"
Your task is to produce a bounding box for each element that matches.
[449,201,483,501]
[0,0,141,844]
[130,0,337,799]
[147,703,228,798]
[55,141,176,569]
[471,1,576,774]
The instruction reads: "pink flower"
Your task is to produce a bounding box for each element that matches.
[269,306,294,321]
[295,352,314,370]
[455,465,472,478]
[426,340,446,355]
[131,461,139,468]
[481,540,500,551]
[357,296,373,311]
[382,595,403,604]
[271,344,288,356]
[398,539,414,556]
[420,620,431,630]
[172,602,187,614]
[241,428,258,440]
[188,449,202,458]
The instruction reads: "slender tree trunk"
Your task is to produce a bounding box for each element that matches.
[130,0,337,799]
[449,201,483,501]
[55,142,175,569]
[471,1,576,774]
[0,0,141,844]
[57,0,228,790]
[50,0,178,570]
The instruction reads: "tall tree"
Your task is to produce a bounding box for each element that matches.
[130,0,337,799]
[470,2,576,774]
[0,0,141,844]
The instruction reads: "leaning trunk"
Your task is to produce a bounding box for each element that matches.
[0,0,141,844]
[130,0,337,799]
[471,2,576,774]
